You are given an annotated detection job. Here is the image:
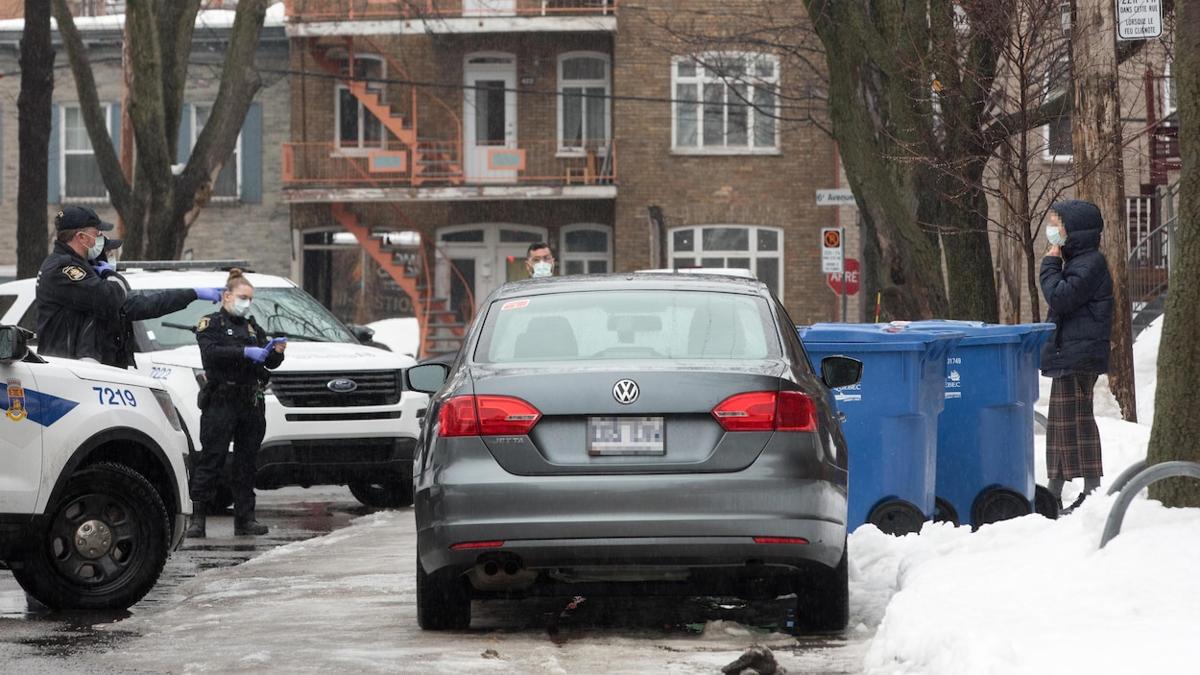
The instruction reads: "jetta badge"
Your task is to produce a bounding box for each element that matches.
[612,379,639,405]
[327,378,358,393]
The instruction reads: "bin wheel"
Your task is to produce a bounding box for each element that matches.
[933,497,959,526]
[971,488,1032,528]
[867,500,926,536]
[1033,485,1060,520]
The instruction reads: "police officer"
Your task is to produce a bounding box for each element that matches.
[186,268,286,538]
[89,237,224,369]
[35,206,126,362]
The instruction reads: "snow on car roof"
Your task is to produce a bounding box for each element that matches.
[116,269,296,290]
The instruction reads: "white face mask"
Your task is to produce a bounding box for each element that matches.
[531,261,553,278]
[232,298,253,317]
[86,233,105,261]
[1046,225,1067,246]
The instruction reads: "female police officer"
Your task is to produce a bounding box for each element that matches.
[186,269,286,538]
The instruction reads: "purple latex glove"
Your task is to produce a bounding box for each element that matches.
[266,337,288,352]
[93,260,115,277]
[244,346,269,364]
[195,287,223,303]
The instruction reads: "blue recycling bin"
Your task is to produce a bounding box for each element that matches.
[906,321,1056,527]
[800,324,963,535]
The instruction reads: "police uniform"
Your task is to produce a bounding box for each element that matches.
[189,307,284,535]
[35,207,126,362]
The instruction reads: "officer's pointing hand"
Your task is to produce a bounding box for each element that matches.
[194,288,223,303]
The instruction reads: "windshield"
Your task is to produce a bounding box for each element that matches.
[474,290,781,363]
[135,287,357,351]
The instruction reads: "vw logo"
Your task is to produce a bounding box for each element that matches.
[327,378,359,393]
[612,379,640,405]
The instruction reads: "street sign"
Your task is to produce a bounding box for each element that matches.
[821,227,844,274]
[816,188,856,206]
[1116,0,1162,41]
[827,258,861,296]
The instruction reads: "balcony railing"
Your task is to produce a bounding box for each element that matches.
[284,0,618,22]
[282,139,617,190]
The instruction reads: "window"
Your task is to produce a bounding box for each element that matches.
[193,104,240,199]
[63,104,111,201]
[335,55,385,151]
[558,53,611,153]
[560,224,612,275]
[1042,56,1073,161]
[672,53,779,153]
[669,225,783,298]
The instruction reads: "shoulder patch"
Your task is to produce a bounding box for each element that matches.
[196,317,211,332]
[62,265,88,282]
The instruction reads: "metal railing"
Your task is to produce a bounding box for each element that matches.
[284,0,618,21]
[1128,181,1179,330]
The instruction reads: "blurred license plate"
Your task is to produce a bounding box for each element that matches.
[588,417,664,456]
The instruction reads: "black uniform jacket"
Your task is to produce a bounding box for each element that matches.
[35,241,126,362]
[196,308,285,388]
[97,270,198,369]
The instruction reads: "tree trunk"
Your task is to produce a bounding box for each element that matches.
[941,166,1000,322]
[1070,0,1137,422]
[1147,0,1200,507]
[16,0,54,278]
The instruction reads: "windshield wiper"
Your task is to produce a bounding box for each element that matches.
[162,321,198,334]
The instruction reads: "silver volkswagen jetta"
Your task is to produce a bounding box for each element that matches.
[406,274,861,633]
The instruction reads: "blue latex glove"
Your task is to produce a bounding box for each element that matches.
[93,261,115,277]
[266,337,288,351]
[244,346,269,364]
[194,287,223,303]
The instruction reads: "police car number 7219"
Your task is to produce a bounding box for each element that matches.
[92,386,138,407]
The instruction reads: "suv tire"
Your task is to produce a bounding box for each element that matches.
[348,477,413,509]
[791,545,849,634]
[416,561,471,630]
[11,462,170,611]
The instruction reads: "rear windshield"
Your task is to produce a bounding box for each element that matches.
[475,290,781,363]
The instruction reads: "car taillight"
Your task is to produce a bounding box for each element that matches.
[711,391,816,433]
[438,395,541,437]
[450,540,505,551]
[753,536,810,545]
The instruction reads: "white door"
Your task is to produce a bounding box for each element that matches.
[463,0,516,16]
[464,55,518,184]
[437,225,548,317]
[0,361,42,513]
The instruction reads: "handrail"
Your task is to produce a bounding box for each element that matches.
[358,35,464,152]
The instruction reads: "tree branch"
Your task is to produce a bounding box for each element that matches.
[978,89,1071,154]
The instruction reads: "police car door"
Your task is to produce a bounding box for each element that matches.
[0,359,42,513]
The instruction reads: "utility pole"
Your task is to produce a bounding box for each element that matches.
[1069,0,1137,421]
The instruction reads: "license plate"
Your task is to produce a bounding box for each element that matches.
[588,417,664,456]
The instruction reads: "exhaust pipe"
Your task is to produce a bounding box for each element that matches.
[469,553,536,591]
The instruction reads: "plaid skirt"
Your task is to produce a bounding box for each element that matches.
[1046,372,1103,480]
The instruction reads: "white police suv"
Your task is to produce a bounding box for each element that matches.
[0,262,425,510]
[0,324,191,610]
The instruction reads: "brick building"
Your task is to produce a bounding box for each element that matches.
[0,6,292,279]
[282,0,849,355]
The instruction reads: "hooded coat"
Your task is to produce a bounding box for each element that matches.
[1039,200,1114,375]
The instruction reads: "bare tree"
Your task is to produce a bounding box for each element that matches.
[16,0,54,277]
[51,0,270,259]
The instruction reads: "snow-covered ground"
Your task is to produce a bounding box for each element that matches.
[860,316,1198,674]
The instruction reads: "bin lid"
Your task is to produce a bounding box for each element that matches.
[905,320,1057,347]
[799,323,965,352]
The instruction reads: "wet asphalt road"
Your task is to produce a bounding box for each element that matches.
[0,487,366,674]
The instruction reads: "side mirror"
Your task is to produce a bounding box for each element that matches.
[349,324,376,344]
[0,325,30,363]
[406,363,450,394]
[820,356,863,389]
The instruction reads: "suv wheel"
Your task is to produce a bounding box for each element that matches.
[11,462,170,611]
[416,560,471,630]
[791,545,849,634]
[348,476,413,508]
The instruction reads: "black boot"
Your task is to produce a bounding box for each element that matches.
[185,511,207,538]
[234,516,268,536]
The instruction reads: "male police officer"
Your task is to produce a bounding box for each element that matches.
[36,206,127,362]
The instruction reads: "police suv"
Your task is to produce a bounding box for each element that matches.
[0,263,426,510]
[0,324,191,610]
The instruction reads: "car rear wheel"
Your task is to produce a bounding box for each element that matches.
[791,546,849,634]
[348,476,413,508]
[11,463,170,611]
[416,561,471,630]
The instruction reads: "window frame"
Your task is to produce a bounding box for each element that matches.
[556,51,612,157]
[559,223,613,276]
[191,103,243,202]
[670,52,781,156]
[667,225,785,299]
[332,53,387,155]
[61,102,112,203]
[1164,62,1177,117]
[1041,55,1073,163]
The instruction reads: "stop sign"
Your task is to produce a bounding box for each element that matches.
[827,258,860,296]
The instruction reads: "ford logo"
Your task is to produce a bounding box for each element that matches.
[327,378,358,393]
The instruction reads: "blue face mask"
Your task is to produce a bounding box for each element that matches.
[1046,226,1067,246]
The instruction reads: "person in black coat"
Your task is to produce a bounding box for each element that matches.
[1039,199,1114,512]
[186,268,286,538]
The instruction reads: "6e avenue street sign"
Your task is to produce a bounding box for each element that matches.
[1116,0,1163,41]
